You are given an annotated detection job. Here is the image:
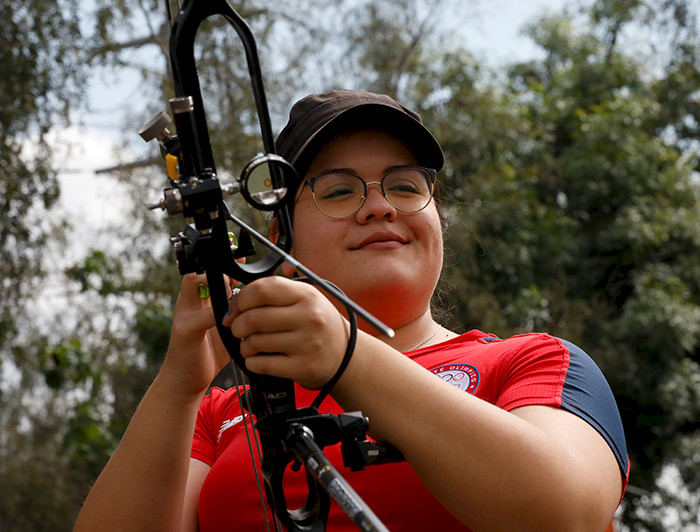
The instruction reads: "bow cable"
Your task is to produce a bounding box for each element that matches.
[232,363,274,532]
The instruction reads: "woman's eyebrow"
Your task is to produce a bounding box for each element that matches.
[384,164,415,172]
[319,167,356,174]
[317,164,415,175]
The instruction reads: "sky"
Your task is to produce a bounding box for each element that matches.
[53,0,569,258]
[462,0,568,62]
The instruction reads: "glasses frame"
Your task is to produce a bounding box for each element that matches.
[301,165,437,220]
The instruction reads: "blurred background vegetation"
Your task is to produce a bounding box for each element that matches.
[1,0,699,530]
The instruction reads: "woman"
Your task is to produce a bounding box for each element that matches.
[75,90,628,531]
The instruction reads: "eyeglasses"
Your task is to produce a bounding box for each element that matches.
[301,166,437,219]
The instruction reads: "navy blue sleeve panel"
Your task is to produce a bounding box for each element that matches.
[558,339,629,478]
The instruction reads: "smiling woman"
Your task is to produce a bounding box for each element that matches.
[285,128,444,329]
[74,89,628,532]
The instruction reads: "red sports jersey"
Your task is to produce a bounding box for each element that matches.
[192,330,628,531]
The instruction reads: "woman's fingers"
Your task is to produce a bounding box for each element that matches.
[219,276,350,388]
[228,278,334,342]
[240,336,337,390]
[176,273,209,304]
[222,276,301,326]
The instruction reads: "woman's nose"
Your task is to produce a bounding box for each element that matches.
[355,182,397,222]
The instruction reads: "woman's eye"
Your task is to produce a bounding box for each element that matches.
[387,180,421,194]
[320,186,356,200]
[315,174,362,200]
[397,183,420,192]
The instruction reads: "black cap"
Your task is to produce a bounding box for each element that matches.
[275,90,444,179]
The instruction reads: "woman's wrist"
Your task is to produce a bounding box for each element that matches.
[331,330,388,402]
[155,358,210,407]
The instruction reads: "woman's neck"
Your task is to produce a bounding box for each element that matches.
[365,309,457,353]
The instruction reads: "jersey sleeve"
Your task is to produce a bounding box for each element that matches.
[495,334,629,483]
[495,334,570,412]
[191,387,227,466]
[557,338,629,481]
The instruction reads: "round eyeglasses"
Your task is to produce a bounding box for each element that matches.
[302,166,437,219]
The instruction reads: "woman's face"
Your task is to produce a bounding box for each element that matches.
[286,128,444,329]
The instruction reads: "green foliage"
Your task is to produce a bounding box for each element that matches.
[0,0,84,316]
[39,338,96,389]
[65,250,125,295]
[62,401,122,478]
[0,2,97,529]
[134,301,173,362]
[3,0,700,530]
[0,451,87,532]
[0,0,84,133]
[431,4,700,528]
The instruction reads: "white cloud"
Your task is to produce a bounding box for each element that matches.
[47,125,134,261]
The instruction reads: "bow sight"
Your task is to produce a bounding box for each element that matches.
[140,1,402,531]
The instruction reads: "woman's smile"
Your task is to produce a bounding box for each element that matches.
[351,231,409,250]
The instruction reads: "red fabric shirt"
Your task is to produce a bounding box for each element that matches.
[192,330,628,531]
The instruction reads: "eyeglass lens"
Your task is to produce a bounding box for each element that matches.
[311,167,434,219]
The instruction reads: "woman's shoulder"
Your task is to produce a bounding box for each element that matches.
[199,386,247,418]
[412,329,571,358]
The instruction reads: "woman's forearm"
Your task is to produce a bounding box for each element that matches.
[73,370,204,532]
[332,333,620,532]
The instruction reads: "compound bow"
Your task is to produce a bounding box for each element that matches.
[141,1,404,530]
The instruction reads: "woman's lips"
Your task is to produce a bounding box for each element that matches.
[359,240,405,250]
[352,232,408,250]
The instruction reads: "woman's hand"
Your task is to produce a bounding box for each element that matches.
[161,273,232,400]
[222,276,350,389]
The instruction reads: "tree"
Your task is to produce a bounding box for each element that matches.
[0,1,96,529]
[0,0,83,354]
[4,0,699,529]
[430,2,700,529]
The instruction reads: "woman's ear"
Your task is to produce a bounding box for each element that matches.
[269,217,298,277]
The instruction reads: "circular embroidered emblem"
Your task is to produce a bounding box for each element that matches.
[430,364,479,394]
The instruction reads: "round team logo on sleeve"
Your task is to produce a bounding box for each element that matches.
[430,364,479,394]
